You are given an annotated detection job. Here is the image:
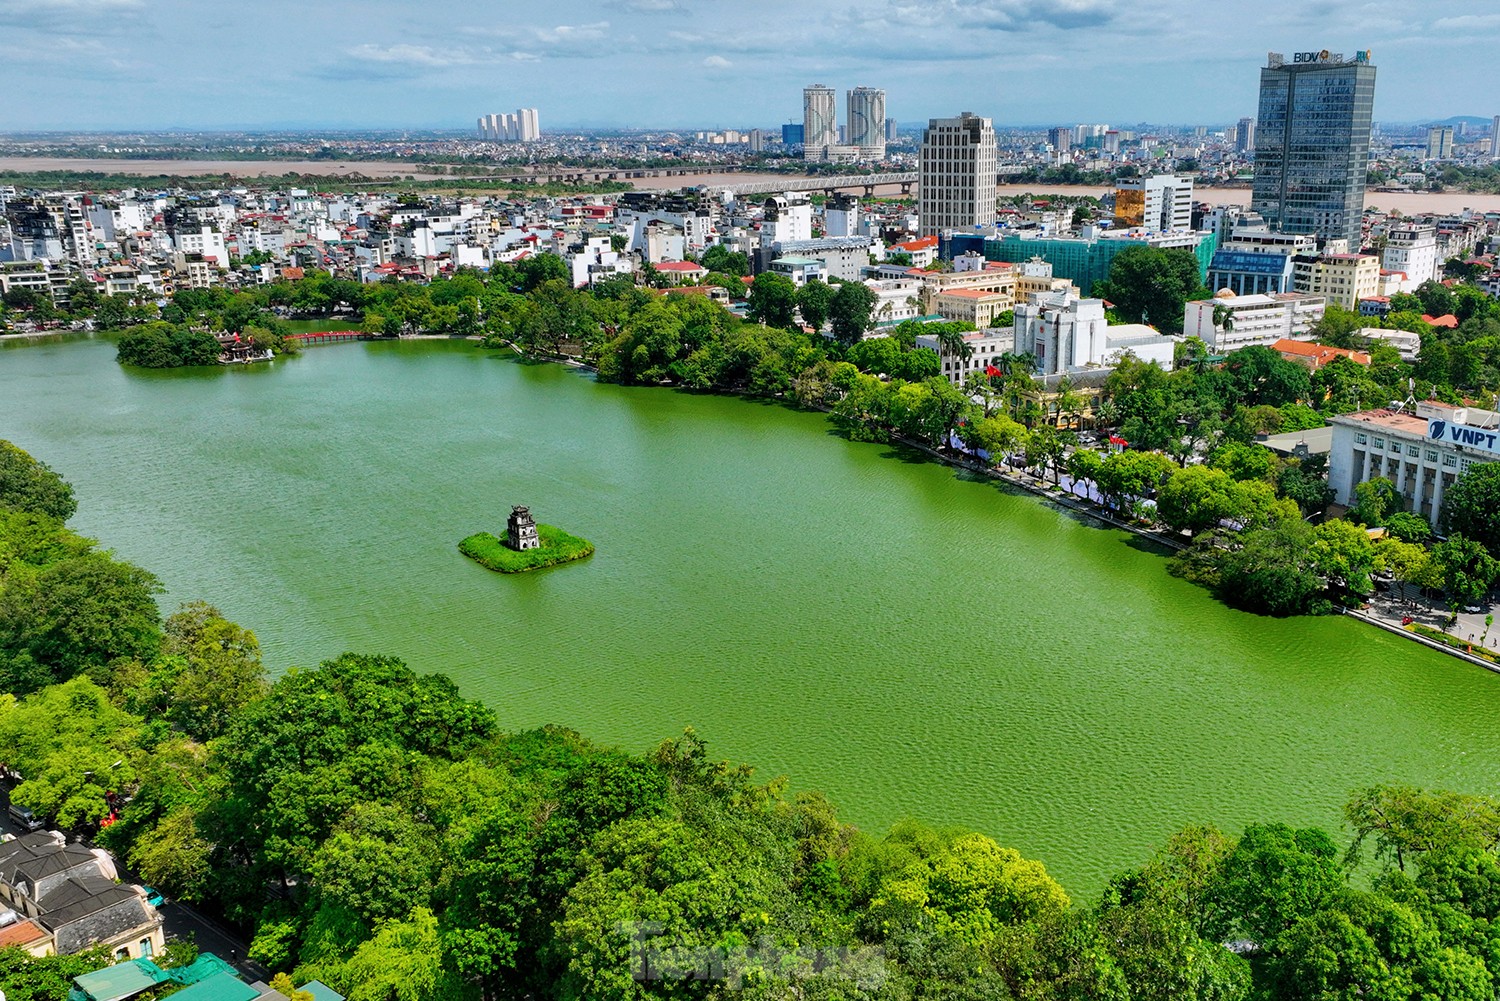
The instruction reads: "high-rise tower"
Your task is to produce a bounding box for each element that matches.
[1250,49,1375,248]
[802,84,838,152]
[846,86,886,159]
[918,112,997,238]
[1235,117,1255,153]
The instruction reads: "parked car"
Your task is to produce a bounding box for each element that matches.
[142,886,165,908]
[7,803,42,832]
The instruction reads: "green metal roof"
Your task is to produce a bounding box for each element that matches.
[166,972,260,1001]
[299,981,346,1001]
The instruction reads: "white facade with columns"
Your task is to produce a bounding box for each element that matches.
[1328,401,1500,529]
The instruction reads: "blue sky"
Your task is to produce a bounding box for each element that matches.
[0,0,1496,131]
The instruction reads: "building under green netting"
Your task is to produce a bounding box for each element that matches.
[69,954,237,1001]
[68,954,346,1001]
[947,230,1218,295]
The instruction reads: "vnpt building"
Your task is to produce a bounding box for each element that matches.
[1329,401,1500,529]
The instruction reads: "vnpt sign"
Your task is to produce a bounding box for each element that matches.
[1428,419,1500,455]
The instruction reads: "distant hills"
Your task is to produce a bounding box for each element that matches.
[1426,116,1494,128]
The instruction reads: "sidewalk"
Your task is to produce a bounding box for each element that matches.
[1348,580,1500,673]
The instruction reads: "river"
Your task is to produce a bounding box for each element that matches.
[5,157,1496,217]
[2,337,1497,896]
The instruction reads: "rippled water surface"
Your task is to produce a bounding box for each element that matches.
[3,338,1497,895]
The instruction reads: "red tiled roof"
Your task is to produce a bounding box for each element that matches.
[655,261,707,272]
[938,288,1005,299]
[1273,338,1370,365]
[1423,313,1459,328]
[0,920,49,949]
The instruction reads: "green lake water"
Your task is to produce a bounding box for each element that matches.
[1,338,1496,896]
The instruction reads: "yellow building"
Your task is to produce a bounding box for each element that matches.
[1293,253,1379,310]
[933,288,1013,328]
[917,267,1016,313]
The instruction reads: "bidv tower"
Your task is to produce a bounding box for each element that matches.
[1250,48,1376,248]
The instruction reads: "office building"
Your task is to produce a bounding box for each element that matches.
[1206,222,1317,295]
[1235,117,1256,153]
[1113,174,1193,232]
[917,112,997,238]
[782,123,804,146]
[1251,49,1376,247]
[1328,400,1500,529]
[1425,126,1454,160]
[803,84,838,154]
[847,87,886,159]
[1047,127,1073,153]
[1293,251,1380,310]
[1381,224,1439,285]
[885,118,899,142]
[1491,115,1499,158]
[1182,290,1327,351]
[823,194,861,238]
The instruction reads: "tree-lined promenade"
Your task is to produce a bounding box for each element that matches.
[7,438,1500,1000]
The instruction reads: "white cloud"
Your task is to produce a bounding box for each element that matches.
[535,21,610,44]
[702,54,731,68]
[1432,13,1500,30]
[0,0,147,34]
[347,43,474,68]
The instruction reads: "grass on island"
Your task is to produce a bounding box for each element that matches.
[459,525,594,573]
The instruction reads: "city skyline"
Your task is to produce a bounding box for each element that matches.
[0,0,1497,131]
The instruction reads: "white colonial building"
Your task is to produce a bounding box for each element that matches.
[916,328,1014,385]
[1328,401,1500,528]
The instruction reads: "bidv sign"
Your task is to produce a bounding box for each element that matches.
[1428,419,1500,455]
[1294,50,1342,63]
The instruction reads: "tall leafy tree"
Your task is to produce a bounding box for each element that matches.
[1093,246,1208,333]
[0,440,76,521]
[828,280,877,346]
[796,278,834,332]
[1442,464,1500,553]
[746,273,798,329]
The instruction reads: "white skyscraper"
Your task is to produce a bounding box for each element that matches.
[918,112,997,238]
[477,108,541,142]
[846,86,886,159]
[803,84,838,153]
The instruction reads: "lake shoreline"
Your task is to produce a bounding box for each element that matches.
[500,339,1498,678]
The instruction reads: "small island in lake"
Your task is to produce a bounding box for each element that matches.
[460,505,594,573]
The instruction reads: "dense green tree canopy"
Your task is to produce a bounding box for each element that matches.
[1442,464,1500,554]
[0,440,76,521]
[1093,246,1209,334]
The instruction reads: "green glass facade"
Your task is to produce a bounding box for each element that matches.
[978,232,1217,295]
